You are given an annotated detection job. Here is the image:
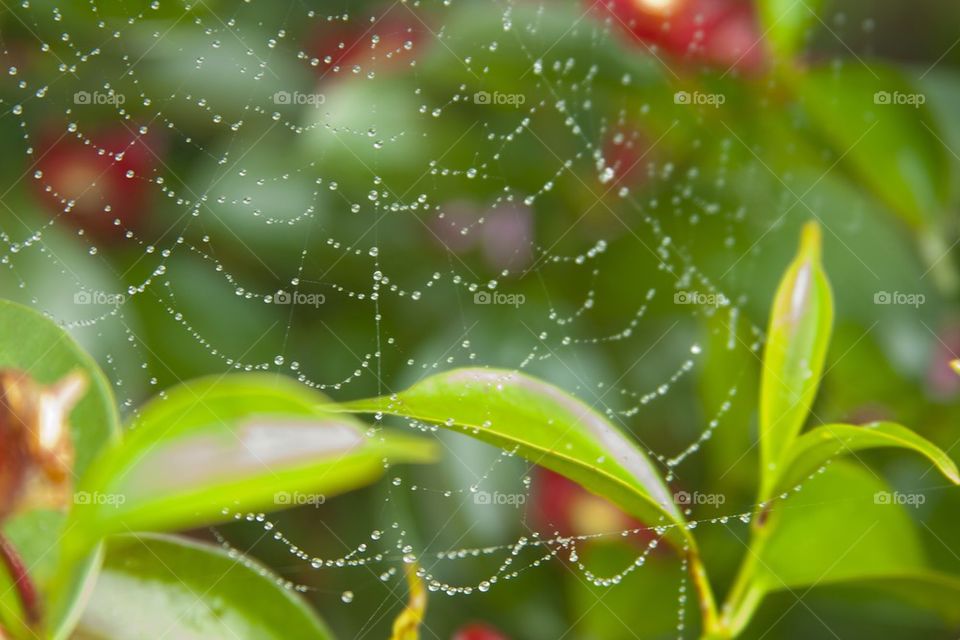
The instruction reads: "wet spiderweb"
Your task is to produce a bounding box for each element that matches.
[0,0,866,636]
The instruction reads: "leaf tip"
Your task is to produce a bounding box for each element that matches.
[798,221,822,262]
[950,359,960,377]
[390,562,426,640]
[945,461,960,485]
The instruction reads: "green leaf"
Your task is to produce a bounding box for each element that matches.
[822,571,960,626]
[773,421,960,495]
[46,544,103,640]
[74,533,333,640]
[72,374,436,540]
[0,300,120,637]
[759,0,822,60]
[759,222,833,486]
[339,368,687,543]
[726,462,929,635]
[0,541,28,640]
[761,463,924,586]
[795,64,950,230]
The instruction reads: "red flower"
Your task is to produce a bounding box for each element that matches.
[33,126,161,240]
[533,468,644,538]
[451,622,510,640]
[594,0,768,72]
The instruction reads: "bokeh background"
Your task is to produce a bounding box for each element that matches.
[2,0,960,637]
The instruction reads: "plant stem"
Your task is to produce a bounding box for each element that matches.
[688,546,723,637]
[715,518,775,639]
[0,533,40,628]
[720,552,761,636]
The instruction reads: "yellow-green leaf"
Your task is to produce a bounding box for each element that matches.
[339,368,688,544]
[759,222,833,484]
[390,564,427,640]
[771,422,959,496]
[72,374,436,541]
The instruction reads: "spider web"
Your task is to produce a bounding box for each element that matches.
[0,0,861,637]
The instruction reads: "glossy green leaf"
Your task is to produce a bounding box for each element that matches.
[759,0,822,60]
[339,368,687,543]
[795,64,950,230]
[726,462,929,635]
[772,421,959,495]
[72,374,436,540]
[759,222,833,483]
[0,300,120,637]
[74,533,333,640]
